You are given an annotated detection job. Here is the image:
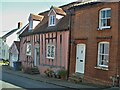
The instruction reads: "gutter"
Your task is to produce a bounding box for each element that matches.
[67,8,75,80]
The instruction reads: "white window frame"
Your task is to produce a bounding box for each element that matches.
[26,43,32,56]
[97,42,109,68]
[99,8,111,30]
[49,15,56,26]
[46,44,55,59]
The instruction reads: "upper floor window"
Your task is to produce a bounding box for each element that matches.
[49,15,55,26]
[97,42,109,68]
[99,8,111,30]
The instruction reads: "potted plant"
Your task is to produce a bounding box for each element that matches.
[44,68,53,77]
[58,69,67,80]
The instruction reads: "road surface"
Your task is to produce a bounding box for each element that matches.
[2,72,64,89]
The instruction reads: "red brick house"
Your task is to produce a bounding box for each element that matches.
[19,3,77,75]
[69,2,120,86]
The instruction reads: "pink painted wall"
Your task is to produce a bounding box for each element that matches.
[20,31,69,74]
[38,31,69,74]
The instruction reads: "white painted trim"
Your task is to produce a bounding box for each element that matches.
[75,44,86,74]
[99,8,111,30]
[48,15,56,26]
[34,46,40,66]
[46,44,55,59]
[48,8,56,16]
[94,66,109,71]
[97,42,110,68]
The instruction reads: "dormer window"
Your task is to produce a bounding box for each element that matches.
[49,15,56,26]
[48,6,66,27]
[28,14,44,31]
[29,20,33,31]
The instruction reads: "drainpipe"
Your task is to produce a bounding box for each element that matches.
[117,1,120,87]
[38,34,40,66]
[67,8,75,80]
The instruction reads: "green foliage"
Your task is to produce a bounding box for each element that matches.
[44,68,54,77]
[57,69,67,79]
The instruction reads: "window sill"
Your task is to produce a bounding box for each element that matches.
[48,24,55,27]
[97,26,111,30]
[94,66,109,71]
[46,57,55,60]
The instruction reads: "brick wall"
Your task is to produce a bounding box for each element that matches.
[69,2,119,86]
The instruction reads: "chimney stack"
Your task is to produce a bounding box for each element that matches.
[18,22,22,29]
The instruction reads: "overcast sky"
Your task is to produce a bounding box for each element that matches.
[0,0,77,37]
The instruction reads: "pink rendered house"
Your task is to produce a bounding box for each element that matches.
[19,3,76,75]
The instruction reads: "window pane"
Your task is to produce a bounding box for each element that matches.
[104,44,109,54]
[99,55,104,65]
[52,16,55,24]
[107,19,110,26]
[50,16,52,25]
[101,11,105,18]
[51,46,55,57]
[47,46,51,57]
[103,55,108,65]
[101,19,106,27]
[107,10,111,17]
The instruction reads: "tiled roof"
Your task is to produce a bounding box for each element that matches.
[51,6,66,16]
[2,28,18,39]
[19,14,69,37]
[20,7,70,37]
[29,13,44,21]
[19,2,79,37]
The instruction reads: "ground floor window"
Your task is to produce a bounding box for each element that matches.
[26,43,32,56]
[97,42,109,67]
[46,44,55,59]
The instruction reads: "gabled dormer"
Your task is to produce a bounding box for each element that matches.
[48,6,66,27]
[28,13,44,31]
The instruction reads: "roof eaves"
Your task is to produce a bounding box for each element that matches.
[70,0,101,9]
[2,28,18,39]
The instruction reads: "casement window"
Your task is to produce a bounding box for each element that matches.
[49,15,55,26]
[99,8,111,30]
[26,43,32,56]
[97,42,109,67]
[46,44,55,59]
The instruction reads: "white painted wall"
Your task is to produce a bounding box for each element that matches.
[0,37,9,60]
[0,28,20,61]
[0,38,2,60]
[9,42,19,67]
[6,31,19,47]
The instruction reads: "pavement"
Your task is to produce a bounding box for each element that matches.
[1,80,25,89]
[1,65,119,90]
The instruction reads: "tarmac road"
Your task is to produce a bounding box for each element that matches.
[2,72,64,89]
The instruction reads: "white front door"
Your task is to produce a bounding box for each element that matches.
[75,44,86,74]
[34,47,40,66]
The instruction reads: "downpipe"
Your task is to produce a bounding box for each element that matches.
[110,75,119,87]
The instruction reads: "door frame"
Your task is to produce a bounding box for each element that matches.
[75,44,86,74]
[34,46,40,66]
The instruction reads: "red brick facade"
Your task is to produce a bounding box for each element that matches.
[69,2,120,86]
